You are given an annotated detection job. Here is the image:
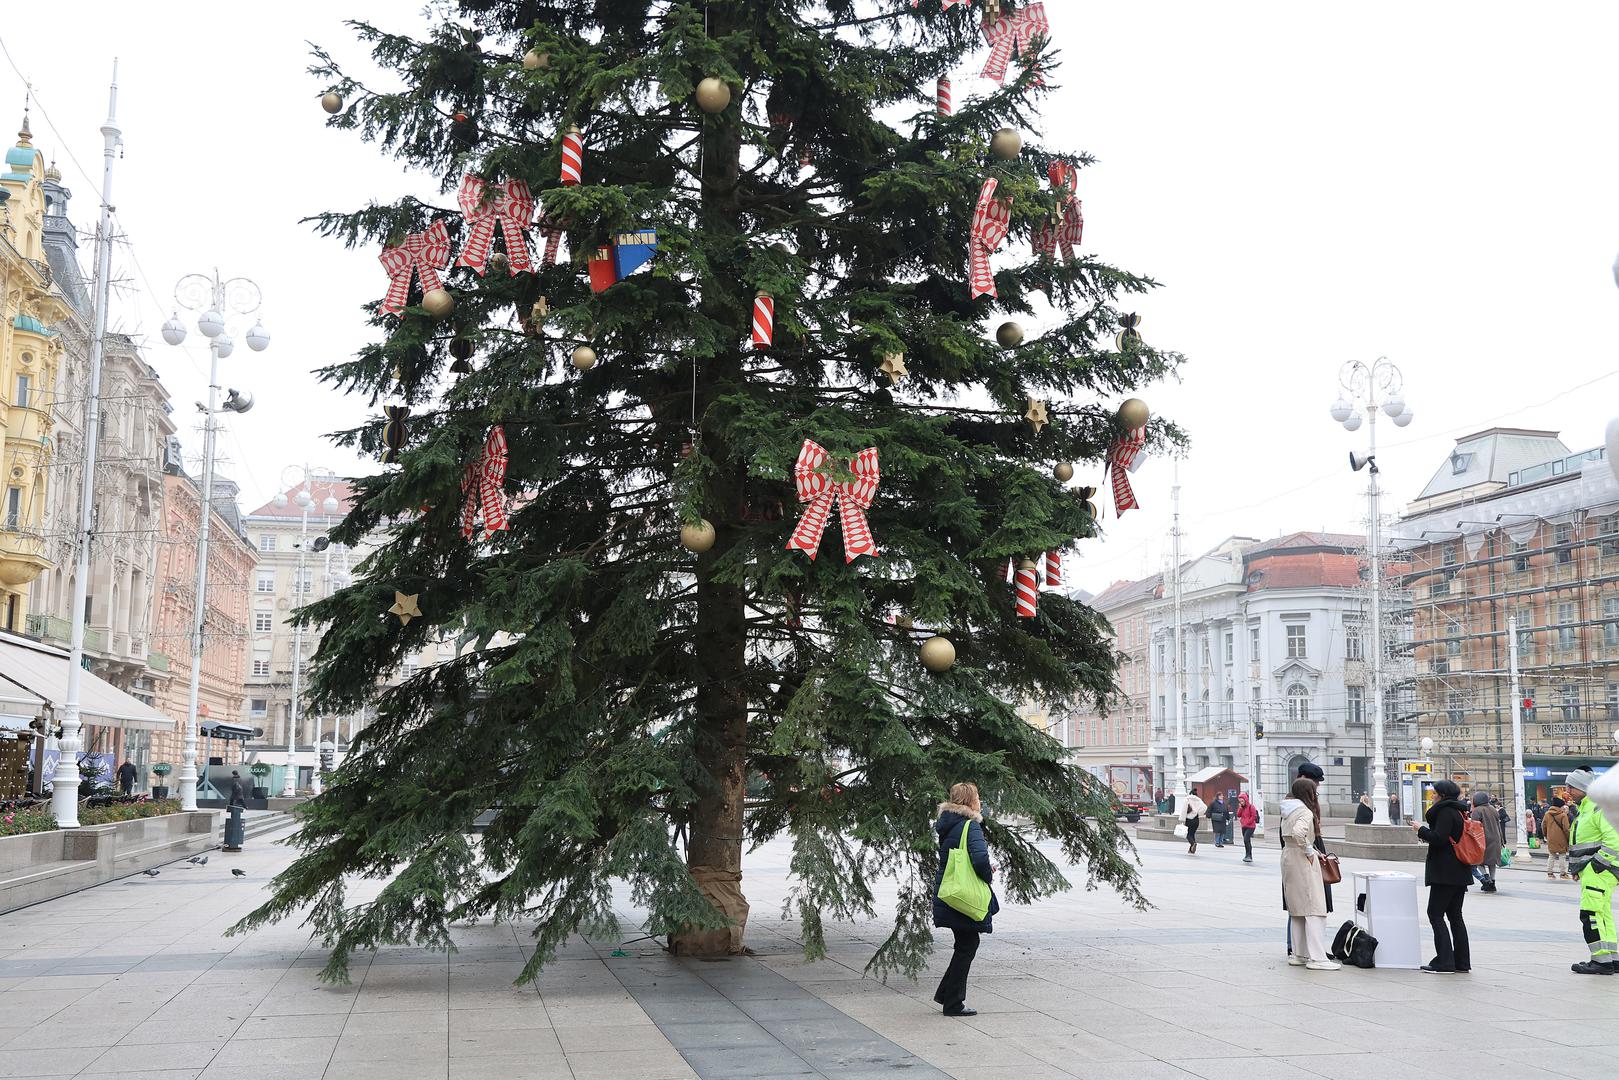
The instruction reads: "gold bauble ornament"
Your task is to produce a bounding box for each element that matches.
[996,321,1024,348]
[990,127,1022,160]
[489,251,510,275]
[571,345,598,371]
[320,92,343,115]
[421,288,455,318]
[1118,398,1150,430]
[522,50,549,71]
[680,519,717,553]
[695,77,733,114]
[920,635,957,673]
[1054,462,1074,483]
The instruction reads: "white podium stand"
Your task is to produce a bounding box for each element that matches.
[1352,871,1421,969]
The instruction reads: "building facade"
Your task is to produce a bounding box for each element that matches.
[1065,574,1160,780]
[25,162,175,751]
[0,115,69,631]
[1397,428,1619,804]
[147,463,255,790]
[1146,533,1417,812]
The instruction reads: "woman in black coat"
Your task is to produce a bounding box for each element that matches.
[931,782,999,1017]
[1414,779,1473,973]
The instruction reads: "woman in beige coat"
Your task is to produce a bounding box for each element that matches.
[1281,777,1339,970]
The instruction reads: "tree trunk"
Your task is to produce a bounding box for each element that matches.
[669,31,750,956]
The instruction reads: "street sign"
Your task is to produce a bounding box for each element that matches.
[1402,761,1433,774]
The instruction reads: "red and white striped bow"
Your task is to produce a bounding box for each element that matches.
[461,426,510,539]
[969,177,1012,299]
[1107,427,1147,516]
[377,222,451,315]
[455,176,535,276]
[1032,160,1084,260]
[785,440,880,562]
[911,0,970,7]
[982,1,1050,85]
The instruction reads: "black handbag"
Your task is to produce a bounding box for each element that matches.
[1329,919,1378,968]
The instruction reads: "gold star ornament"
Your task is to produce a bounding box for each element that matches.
[1025,398,1048,434]
[880,352,907,386]
[389,591,422,626]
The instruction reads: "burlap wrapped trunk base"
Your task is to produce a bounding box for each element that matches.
[671,866,750,955]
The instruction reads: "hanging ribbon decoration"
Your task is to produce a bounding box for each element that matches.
[377,223,451,316]
[1045,550,1062,588]
[1015,559,1039,617]
[560,126,584,186]
[936,77,952,116]
[752,293,775,350]
[1032,161,1084,260]
[981,2,1050,85]
[461,426,511,539]
[1108,427,1148,516]
[455,176,536,276]
[969,178,1012,299]
[785,440,881,563]
[381,406,408,464]
[539,218,564,266]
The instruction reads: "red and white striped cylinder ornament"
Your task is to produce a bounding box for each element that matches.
[559,126,583,186]
[752,292,775,350]
[937,77,952,116]
[1045,550,1061,588]
[1015,559,1039,617]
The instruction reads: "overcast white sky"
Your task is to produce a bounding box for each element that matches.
[3,2,1618,596]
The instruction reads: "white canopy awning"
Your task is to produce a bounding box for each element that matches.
[0,633,174,732]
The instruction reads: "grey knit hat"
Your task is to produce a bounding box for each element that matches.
[1566,767,1597,792]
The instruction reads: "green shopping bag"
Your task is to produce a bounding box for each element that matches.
[1500,847,1513,867]
[937,820,991,922]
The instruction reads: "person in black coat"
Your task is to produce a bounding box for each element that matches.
[1354,794,1375,825]
[931,782,998,1017]
[227,771,247,808]
[1414,779,1473,973]
[116,759,137,796]
[1208,796,1229,847]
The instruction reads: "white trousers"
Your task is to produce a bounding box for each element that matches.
[1290,915,1329,961]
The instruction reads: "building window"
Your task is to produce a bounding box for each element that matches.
[302,571,315,595]
[1225,686,1235,721]
[251,659,271,677]
[256,570,275,594]
[3,488,19,530]
[1223,632,1234,664]
[1345,622,1364,662]
[1446,637,1463,658]
[1442,544,1458,566]
[1201,638,1211,668]
[249,698,268,718]
[1249,626,1260,660]
[254,612,273,633]
[1556,523,1574,564]
[1347,685,1364,725]
[1287,683,1309,724]
[258,534,276,552]
[1513,542,1530,572]
[14,374,30,409]
[1561,683,1581,721]
[1446,689,1465,724]
[1286,624,1307,659]
[1606,598,1619,647]
[1156,642,1166,670]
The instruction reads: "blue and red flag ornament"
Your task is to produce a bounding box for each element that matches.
[587,229,659,293]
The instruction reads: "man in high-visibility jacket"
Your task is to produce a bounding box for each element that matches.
[1566,766,1618,975]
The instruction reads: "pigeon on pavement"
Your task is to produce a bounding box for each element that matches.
[142,869,160,877]
[187,855,209,865]
[231,868,247,877]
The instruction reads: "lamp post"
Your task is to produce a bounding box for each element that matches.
[272,468,340,798]
[1330,358,1413,828]
[162,274,266,812]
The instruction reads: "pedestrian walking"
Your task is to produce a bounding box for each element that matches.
[116,759,137,797]
[1543,796,1572,880]
[932,782,999,1014]
[1354,794,1374,825]
[1471,792,1503,893]
[1182,791,1207,854]
[227,770,247,808]
[1389,791,1402,824]
[1238,791,1260,863]
[1413,778,1472,973]
[1209,795,1230,848]
[1281,777,1338,970]
[1565,767,1617,976]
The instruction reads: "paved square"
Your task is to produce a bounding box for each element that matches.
[2,821,1615,1079]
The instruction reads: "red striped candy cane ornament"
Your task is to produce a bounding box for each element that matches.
[752,292,775,350]
[1045,550,1061,588]
[559,126,583,186]
[1015,559,1039,617]
[936,77,952,116]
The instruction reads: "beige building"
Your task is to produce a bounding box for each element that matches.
[1068,574,1161,778]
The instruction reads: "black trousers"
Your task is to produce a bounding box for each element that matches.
[1185,816,1199,851]
[1242,827,1255,859]
[1427,884,1470,971]
[933,928,980,1010]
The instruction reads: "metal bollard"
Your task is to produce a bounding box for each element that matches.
[223,804,245,852]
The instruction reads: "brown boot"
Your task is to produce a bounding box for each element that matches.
[1562,873,1574,879]
[1548,873,1557,879]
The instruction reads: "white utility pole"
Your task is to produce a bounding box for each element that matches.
[284,498,310,798]
[1508,615,1529,861]
[50,64,122,828]
[1171,478,1187,805]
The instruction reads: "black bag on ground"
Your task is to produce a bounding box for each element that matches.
[1328,920,1378,968]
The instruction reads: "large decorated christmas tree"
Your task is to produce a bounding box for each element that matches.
[239,0,1184,982]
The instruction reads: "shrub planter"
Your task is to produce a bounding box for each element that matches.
[0,809,218,913]
[248,762,272,801]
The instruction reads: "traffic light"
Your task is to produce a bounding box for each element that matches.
[1254,719,1265,740]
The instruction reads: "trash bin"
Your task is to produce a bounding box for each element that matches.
[223,805,245,852]
[1352,871,1420,969]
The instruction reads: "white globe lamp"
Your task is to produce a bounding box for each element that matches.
[161,314,187,346]
[197,309,226,338]
[1393,408,1414,428]
[245,322,271,352]
[1382,395,1405,418]
[295,489,313,510]
[214,335,235,359]
[1328,397,1352,423]
[273,493,289,510]
[1343,413,1363,432]
[322,496,340,515]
